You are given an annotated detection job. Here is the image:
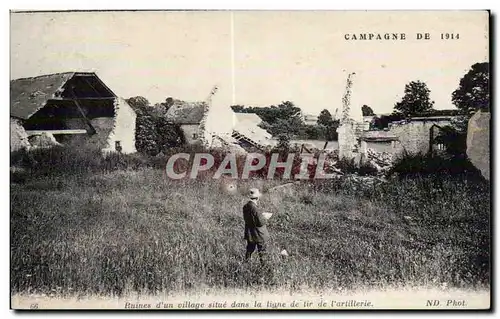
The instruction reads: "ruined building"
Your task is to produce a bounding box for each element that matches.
[388,115,456,154]
[164,88,273,152]
[10,72,137,153]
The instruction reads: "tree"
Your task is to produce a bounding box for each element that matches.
[135,115,159,155]
[156,117,185,152]
[370,113,404,130]
[324,120,339,141]
[317,109,334,126]
[452,62,489,115]
[316,109,339,140]
[270,101,303,124]
[230,101,303,125]
[361,104,375,116]
[135,116,185,156]
[394,80,435,117]
[304,125,326,140]
[275,133,291,155]
[268,117,304,137]
[231,101,307,139]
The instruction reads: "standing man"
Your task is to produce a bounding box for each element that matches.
[243,188,269,265]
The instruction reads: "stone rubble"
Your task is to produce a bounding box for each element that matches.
[28,132,61,149]
[365,148,394,174]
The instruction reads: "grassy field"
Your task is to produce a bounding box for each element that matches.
[10,167,490,298]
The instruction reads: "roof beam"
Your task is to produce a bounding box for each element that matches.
[66,86,97,135]
[81,75,106,97]
[26,129,87,136]
[51,97,115,101]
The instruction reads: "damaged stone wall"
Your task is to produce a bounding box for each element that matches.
[180,124,203,145]
[104,98,137,154]
[86,117,115,149]
[29,132,61,149]
[203,104,235,148]
[467,110,490,180]
[389,119,452,154]
[337,122,357,159]
[10,118,30,152]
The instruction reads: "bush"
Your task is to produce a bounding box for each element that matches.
[135,115,185,156]
[275,134,291,152]
[358,161,379,176]
[335,157,358,174]
[10,146,158,180]
[389,151,483,179]
[11,146,105,177]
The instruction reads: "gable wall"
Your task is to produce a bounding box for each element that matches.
[181,124,202,144]
[104,98,137,154]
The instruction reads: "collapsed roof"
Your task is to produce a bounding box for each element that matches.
[164,100,207,125]
[10,72,117,120]
[233,112,273,146]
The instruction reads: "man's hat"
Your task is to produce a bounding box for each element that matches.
[249,188,261,199]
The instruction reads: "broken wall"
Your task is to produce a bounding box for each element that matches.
[337,122,357,159]
[180,124,202,144]
[467,110,490,180]
[10,118,30,152]
[104,98,137,154]
[204,105,234,147]
[389,119,452,154]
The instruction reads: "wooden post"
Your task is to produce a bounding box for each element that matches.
[67,85,96,135]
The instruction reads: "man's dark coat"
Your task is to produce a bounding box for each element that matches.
[243,200,270,243]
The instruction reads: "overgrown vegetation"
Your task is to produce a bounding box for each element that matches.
[127,96,185,156]
[10,146,490,297]
[232,102,339,141]
[389,151,482,179]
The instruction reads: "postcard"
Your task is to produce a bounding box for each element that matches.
[10,10,490,310]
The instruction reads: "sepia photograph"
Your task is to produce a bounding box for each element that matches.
[9,9,491,310]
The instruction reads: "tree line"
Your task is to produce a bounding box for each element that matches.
[369,62,489,132]
[231,101,339,141]
[126,62,488,155]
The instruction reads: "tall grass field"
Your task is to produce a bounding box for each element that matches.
[10,149,490,299]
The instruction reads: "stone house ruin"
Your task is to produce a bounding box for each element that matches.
[388,115,456,154]
[359,130,399,154]
[164,100,207,144]
[302,114,319,125]
[349,114,459,156]
[10,72,137,154]
[164,99,273,152]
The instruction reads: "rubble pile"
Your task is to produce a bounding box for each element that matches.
[323,159,344,176]
[342,174,387,187]
[28,132,61,149]
[365,148,394,174]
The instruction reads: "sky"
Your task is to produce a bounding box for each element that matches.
[10,10,489,120]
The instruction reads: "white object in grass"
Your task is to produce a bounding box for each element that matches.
[280,249,289,256]
[262,212,273,219]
